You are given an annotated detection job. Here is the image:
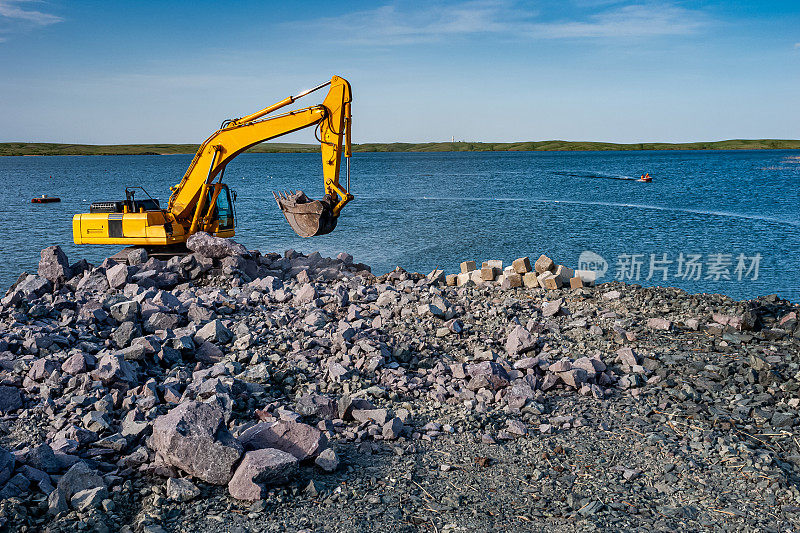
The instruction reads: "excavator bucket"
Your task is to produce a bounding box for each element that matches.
[274,190,338,238]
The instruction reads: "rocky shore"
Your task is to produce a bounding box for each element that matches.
[0,233,799,532]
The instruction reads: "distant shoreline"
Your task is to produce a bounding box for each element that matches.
[1,139,799,156]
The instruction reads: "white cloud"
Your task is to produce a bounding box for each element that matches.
[297,1,708,45]
[305,1,518,46]
[0,0,62,41]
[794,42,800,49]
[525,4,705,39]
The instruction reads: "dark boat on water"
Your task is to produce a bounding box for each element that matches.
[31,195,61,203]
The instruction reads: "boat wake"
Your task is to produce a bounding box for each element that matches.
[556,171,643,181]
[389,196,800,228]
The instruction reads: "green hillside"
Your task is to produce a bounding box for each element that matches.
[1,139,799,156]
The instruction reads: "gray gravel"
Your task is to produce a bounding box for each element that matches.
[0,236,799,532]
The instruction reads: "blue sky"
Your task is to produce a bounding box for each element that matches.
[0,0,798,144]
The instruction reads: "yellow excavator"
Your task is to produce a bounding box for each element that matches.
[73,75,353,250]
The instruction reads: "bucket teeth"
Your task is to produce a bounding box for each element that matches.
[272,190,294,202]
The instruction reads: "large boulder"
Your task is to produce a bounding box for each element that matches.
[194,319,233,344]
[76,270,110,293]
[227,449,298,500]
[150,401,243,485]
[38,246,72,283]
[105,263,129,289]
[467,361,511,390]
[506,325,537,356]
[238,421,327,461]
[57,462,105,500]
[61,352,88,375]
[91,352,137,385]
[0,386,22,413]
[16,275,52,298]
[18,443,59,474]
[295,393,338,419]
[111,321,142,348]
[0,447,14,486]
[186,232,248,259]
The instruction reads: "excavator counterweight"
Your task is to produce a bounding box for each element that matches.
[72,75,353,247]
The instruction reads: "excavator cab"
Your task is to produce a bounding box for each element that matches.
[201,183,236,237]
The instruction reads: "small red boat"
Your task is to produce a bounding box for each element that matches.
[638,173,652,183]
[31,195,61,204]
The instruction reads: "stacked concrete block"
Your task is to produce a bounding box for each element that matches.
[446,253,587,292]
[534,255,555,274]
[480,266,497,281]
[501,273,522,289]
[512,257,532,274]
[574,269,597,286]
[554,265,574,284]
[470,269,483,284]
[522,272,540,288]
[537,271,562,289]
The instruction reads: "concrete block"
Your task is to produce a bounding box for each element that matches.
[460,261,477,274]
[534,254,555,274]
[445,274,458,286]
[543,275,562,290]
[569,276,584,289]
[554,265,574,284]
[574,270,597,286]
[470,270,483,284]
[522,272,540,288]
[537,271,555,288]
[482,260,503,270]
[503,266,515,276]
[501,273,522,289]
[512,257,532,274]
[456,272,471,286]
[481,266,498,281]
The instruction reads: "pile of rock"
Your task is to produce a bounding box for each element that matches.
[443,254,592,290]
[0,232,798,532]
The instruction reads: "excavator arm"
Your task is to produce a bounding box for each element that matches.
[168,75,353,237]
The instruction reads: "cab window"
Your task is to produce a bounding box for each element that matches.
[215,188,234,230]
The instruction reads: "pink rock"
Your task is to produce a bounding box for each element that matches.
[151,401,243,485]
[466,361,511,390]
[559,368,588,388]
[228,449,298,500]
[61,353,87,375]
[506,420,527,436]
[779,312,797,326]
[548,360,572,373]
[647,318,672,331]
[238,421,327,461]
[616,347,639,366]
[506,325,536,356]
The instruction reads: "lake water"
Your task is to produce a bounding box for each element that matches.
[1,150,798,301]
